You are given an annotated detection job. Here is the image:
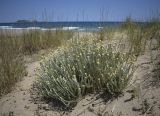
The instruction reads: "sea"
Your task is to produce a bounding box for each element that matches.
[0,22,122,32]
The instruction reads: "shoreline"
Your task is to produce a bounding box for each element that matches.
[0,26,102,32]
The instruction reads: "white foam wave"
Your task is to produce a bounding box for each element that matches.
[98,27,103,29]
[0,26,26,30]
[0,26,98,32]
[0,26,13,29]
[26,27,41,30]
[62,27,79,30]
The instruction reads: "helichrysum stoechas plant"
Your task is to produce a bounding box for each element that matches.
[35,38,136,107]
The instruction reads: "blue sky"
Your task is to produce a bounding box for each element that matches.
[0,0,160,22]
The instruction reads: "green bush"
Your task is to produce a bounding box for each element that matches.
[36,39,135,107]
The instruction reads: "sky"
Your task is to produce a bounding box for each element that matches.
[0,0,160,22]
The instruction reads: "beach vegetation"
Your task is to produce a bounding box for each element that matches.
[35,38,136,107]
[0,29,73,96]
[0,31,26,95]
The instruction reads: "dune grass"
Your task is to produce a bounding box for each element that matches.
[0,29,73,96]
[126,18,160,83]
[0,31,26,95]
[122,17,160,82]
[21,29,73,54]
[147,19,160,82]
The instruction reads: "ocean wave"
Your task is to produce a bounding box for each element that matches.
[0,26,13,29]
[62,27,79,30]
[0,26,52,30]
[98,27,103,29]
[0,26,29,30]
[26,27,41,30]
[0,26,100,32]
